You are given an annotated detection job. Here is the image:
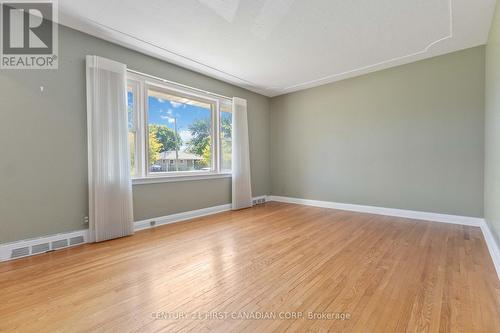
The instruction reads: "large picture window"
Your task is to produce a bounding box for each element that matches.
[127,72,232,180]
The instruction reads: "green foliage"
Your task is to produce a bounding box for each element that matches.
[149,124,181,152]
[221,139,231,170]
[128,132,136,174]
[220,114,232,170]
[186,116,233,168]
[221,116,231,139]
[202,137,211,167]
[187,119,211,166]
[148,130,162,165]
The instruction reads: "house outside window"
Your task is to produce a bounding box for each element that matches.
[127,72,232,180]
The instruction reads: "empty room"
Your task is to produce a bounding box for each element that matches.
[1,0,500,332]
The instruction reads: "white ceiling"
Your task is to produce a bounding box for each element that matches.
[59,0,497,97]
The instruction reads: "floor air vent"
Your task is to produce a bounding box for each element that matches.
[11,247,30,259]
[252,197,266,206]
[51,239,68,250]
[69,236,84,246]
[32,243,50,254]
[1,230,87,262]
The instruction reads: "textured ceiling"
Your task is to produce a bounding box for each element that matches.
[59,0,497,97]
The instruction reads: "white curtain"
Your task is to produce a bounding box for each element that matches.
[86,55,134,242]
[232,97,253,210]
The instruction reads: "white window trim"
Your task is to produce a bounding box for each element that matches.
[127,71,232,182]
[132,172,232,185]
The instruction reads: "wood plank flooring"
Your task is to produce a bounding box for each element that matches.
[0,202,499,332]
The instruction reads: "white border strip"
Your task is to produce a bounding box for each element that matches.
[268,195,500,280]
[132,173,231,185]
[134,195,268,231]
[0,229,89,262]
[480,220,500,280]
[280,0,453,94]
[0,196,268,262]
[134,204,231,231]
[268,196,482,226]
[3,195,497,281]
[59,0,452,97]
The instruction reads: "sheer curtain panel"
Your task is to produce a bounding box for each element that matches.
[231,97,253,210]
[86,55,134,242]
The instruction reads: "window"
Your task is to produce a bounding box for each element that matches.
[220,100,232,172]
[127,72,232,180]
[127,84,138,177]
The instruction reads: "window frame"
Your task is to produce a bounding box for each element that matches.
[127,80,144,178]
[219,100,233,173]
[127,72,232,183]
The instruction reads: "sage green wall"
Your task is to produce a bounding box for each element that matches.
[0,25,270,243]
[270,47,485,217]
[485,2,500,245]
[0,24,490,245]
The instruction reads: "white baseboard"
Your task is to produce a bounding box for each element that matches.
[0,196,268,262]
[268,195,500,280]
[480,220,500,280]
[134,195,268,231]
[134,204,232,231]
[3,194,497,281]
[0,229,89,262]
[268,195,483,226]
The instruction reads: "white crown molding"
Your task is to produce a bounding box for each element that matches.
[58,11,271,97]
[278,1,454,94]
[58,1,456,97]
[277,0,454,95]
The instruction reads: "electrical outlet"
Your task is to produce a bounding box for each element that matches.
[82,216,89,225]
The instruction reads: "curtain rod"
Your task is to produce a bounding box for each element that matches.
[126,68,232,101]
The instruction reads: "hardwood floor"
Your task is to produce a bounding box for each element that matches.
[1,202,499,332]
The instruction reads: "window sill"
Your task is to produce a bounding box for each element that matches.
[132,173,232,185]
